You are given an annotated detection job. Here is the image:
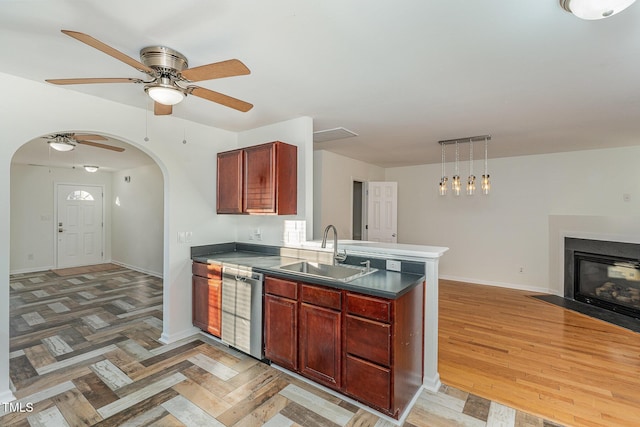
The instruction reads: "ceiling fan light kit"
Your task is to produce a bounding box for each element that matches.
[146,84,185,105]
[48,139,76,152]
[44,133,124,153]
[46,30,253,115]
[560,0,636,19]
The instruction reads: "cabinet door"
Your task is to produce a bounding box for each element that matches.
[217,149,243,214]
[299,302,341,389]
[192,276,222,337]
[243,143,276,213]
[264,294,298,370]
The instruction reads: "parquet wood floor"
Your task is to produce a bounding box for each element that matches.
[439,279,640,427]
[4,268,563,426]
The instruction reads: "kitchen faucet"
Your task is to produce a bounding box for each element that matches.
[321,224,347,265]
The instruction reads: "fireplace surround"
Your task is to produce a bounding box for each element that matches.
[565,237,640,321]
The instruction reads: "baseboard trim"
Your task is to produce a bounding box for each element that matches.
[0,388,16,403]
[9,266,54,275]
[422,372,442,392]
[159,327,200,345]
[439,274,554,294]
[111,261,162,279]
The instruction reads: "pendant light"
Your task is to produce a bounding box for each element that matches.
[439,143,448,196]
[467,140,476,195]
[452,142,461,196]
[481,137,491,195]
[437,135,491,197]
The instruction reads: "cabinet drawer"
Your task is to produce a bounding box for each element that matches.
[346,293,391,323]
[345,355,391,412]
[300,284,341,310]
[346,315,391,366]
[265,277,298,300]
[192,262,222,279]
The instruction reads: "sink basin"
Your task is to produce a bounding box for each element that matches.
[277,261,376,282]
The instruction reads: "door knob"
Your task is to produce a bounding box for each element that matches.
[392,233,397,237]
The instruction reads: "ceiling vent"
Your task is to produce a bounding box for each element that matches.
[313,127,358,143]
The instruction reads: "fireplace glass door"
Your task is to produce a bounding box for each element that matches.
[574,252,640,318]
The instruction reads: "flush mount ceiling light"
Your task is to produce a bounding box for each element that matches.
[83,165,99,173]
[438,135,491,196]
[48,135,76,151]
[560,0,636,19]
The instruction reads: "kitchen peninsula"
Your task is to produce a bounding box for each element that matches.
[191,240,448,421]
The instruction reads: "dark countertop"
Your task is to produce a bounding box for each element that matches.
[192,250,425,299]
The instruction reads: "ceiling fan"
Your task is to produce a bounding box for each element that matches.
[46,30,253,116]
[45,133,125,152]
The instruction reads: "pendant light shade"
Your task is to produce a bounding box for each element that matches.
[439,143,448,196]
[560,0,636,20]
[482,137,491,195]
[452,142,461,196]
[467,141,476,195]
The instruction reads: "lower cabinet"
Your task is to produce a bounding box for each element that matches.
[192,262,222,337]
[299,283,342,388]
[263,275,424,419]
[264,277,298,370]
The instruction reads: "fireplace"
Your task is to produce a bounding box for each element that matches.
[565,237,640,321]
[573,252,640,318]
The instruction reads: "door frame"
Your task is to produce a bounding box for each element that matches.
[53,182,106,269]
[351,177,367,241]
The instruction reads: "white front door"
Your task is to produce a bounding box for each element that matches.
[365,181,398,243]
[56,184,104,268]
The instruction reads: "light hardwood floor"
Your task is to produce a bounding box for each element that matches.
[6,266,620,426]
[439,279,640,427]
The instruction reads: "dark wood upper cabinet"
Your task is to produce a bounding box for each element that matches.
[216,150,243,214]
[217,141,297,215]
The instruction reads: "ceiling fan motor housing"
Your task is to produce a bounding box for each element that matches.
[140,46,188,75]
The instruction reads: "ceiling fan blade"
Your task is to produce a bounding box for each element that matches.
[61,30,154,74]
[189,86,253,112]
[181,59,250,82]
[154,102,173,115]
[77,140,125,152]
[73,134,107,141]
[46,77,142,85]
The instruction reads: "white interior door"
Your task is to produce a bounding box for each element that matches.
[365,181,398,243]
[56,184,104,268]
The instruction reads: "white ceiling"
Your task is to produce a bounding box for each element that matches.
[3,0,640,170]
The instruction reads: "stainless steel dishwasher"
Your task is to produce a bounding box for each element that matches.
[221,265,264,360]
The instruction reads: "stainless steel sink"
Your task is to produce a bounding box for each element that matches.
[277,261,376,282]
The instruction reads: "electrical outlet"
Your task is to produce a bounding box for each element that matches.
[386,260,401,272]
[519,267,524,274]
